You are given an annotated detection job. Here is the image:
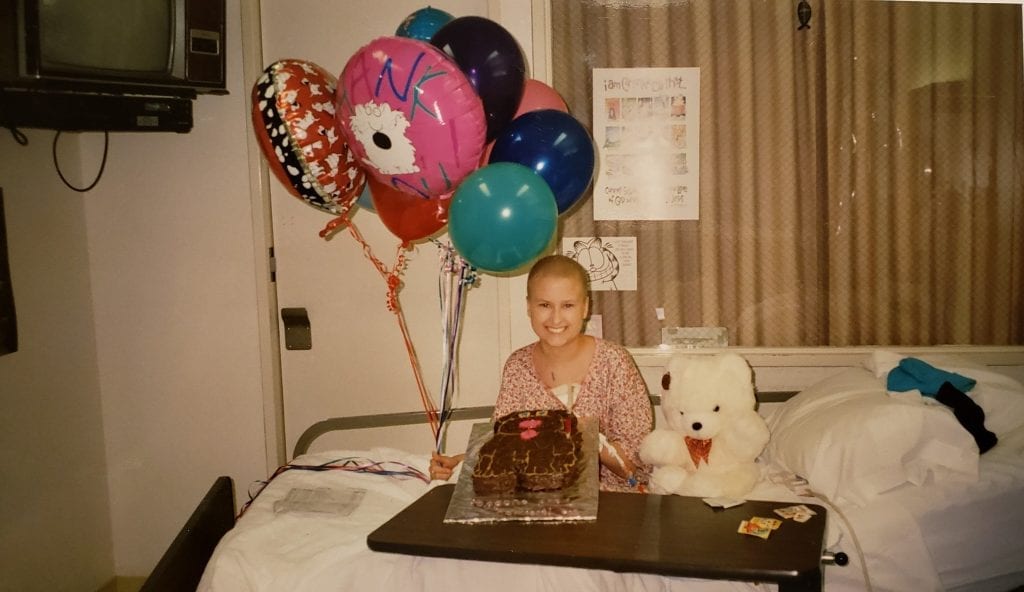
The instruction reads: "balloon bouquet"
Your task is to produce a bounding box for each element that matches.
[251,7,597,450]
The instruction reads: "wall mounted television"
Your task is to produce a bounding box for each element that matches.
[0,0,227,133]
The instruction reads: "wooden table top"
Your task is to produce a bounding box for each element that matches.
[368,484,827,591]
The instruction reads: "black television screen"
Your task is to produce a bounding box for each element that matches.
[7,0,227,92]
[0,0,226,132]
[38,0,174,75]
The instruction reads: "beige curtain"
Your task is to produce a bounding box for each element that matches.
[823,2,1024,344]
[551,0,1023,346]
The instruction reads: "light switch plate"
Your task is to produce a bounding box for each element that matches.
[281,307,312,350]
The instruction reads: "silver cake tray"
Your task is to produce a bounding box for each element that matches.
[442,416,599,524]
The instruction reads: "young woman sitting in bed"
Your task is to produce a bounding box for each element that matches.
[429,254,653,492]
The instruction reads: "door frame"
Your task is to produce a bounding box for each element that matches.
[241,0,286,473]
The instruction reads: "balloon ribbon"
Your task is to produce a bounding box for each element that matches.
[433,241,476,452]
[321,215,440,440]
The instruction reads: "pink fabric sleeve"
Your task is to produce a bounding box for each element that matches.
[591,341,653,490]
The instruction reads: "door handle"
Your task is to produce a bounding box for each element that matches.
[281,307,312,350]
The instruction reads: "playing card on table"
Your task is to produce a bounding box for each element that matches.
[774,504,816,522]
[773,506,797,519]
[749,516,782,530]
[738,519,772,539]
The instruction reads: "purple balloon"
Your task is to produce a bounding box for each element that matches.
[431,16,526,142]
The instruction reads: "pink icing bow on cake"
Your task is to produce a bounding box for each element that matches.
[518,418,543,440]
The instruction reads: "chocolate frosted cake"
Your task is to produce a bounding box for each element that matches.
[472,409,583,496]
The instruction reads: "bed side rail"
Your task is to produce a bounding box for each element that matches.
[292,391,798,458]
[140,476,236,592]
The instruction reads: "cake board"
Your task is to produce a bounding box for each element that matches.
[443,416,600,524]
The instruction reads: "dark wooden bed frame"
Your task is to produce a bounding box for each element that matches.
[140,476,236,592]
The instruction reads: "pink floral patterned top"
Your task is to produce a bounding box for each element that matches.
[492,338,653,492]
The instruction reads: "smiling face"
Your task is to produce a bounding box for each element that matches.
[527,257,591,350]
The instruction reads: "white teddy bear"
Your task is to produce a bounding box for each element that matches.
[639,353,770,498]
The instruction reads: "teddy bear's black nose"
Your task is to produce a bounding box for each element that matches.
[692,422,702,431]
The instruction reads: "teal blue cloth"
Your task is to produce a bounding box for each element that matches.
[886,357,976,397]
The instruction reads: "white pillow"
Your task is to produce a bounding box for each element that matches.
[864,350,1024,436]
[765,368,979,507]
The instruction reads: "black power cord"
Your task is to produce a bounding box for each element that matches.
[6,125,27,146]
[52,129,109,192]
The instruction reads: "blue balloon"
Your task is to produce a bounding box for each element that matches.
[448,162,557,273]
[396,7,454,42]
[488,109,596,214]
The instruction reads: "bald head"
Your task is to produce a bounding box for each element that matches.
[527,255,590,300]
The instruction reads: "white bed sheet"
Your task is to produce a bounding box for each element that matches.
[803,424,1024,592]
[198,436,1024,592]
[199,447,783,592]
[869,425,1024,592]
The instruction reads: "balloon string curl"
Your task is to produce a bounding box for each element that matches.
[319,214,440,440]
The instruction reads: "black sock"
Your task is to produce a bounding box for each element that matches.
[935,381,998,454]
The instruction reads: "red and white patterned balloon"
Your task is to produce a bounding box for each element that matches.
[252,59,365,215]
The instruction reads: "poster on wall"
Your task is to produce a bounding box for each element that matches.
[562,236,637,292]
[591,67,700,221]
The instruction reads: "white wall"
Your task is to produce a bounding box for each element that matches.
[85,0,269,576]
[3,0,271,582]
[0,133,113,589]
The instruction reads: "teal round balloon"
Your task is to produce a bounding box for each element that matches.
[396,7,454,41]
[449,162,558,273]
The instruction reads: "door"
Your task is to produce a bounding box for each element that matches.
[259,0,535,459]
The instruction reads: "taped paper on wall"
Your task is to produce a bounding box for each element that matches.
[562,236,637,291]
[592,67,700,221]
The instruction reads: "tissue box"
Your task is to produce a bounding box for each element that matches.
[661,326,728,348]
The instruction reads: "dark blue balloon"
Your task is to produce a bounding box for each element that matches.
[488,109,596,214]
[431,16,526,142]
